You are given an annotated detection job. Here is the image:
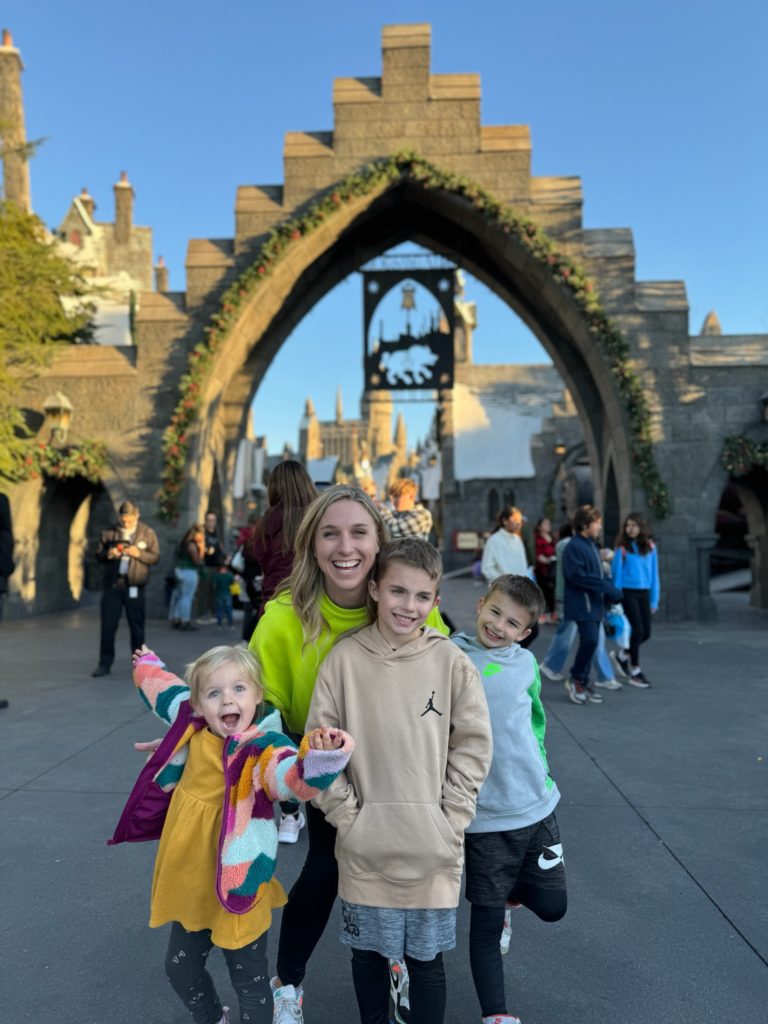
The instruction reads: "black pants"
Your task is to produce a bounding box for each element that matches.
[98,581,145,667]
[351,948,446,1024]
[622,587,652,666]
[569,618,600,683]
[164,921,270,1023]
[276,800,338,986]
[469,891,566,1017]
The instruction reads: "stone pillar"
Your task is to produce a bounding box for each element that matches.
[745,532,768,609]
[691,533,719,622]
[0,29,31,211]
[113,170,133,244]
[154,255,169,293]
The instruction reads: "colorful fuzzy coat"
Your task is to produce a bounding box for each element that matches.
[109,650,354,914]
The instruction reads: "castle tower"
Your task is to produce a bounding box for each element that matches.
[363,390,394,460]
[335,386,343,424]
[299,397,321,461]
[0,29,31,210]
[394,412,407,456]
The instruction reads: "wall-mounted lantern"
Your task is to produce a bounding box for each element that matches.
[42,391,74,445]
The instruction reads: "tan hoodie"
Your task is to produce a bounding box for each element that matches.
[306,623,492,909]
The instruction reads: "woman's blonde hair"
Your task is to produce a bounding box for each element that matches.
[185,644,264,713]
[285,484,389,648]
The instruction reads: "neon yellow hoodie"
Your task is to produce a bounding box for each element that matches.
[249,590,448,733]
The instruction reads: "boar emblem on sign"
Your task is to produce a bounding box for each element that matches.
[379,344,439,386]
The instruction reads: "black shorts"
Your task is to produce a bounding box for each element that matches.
[464,812,566,906]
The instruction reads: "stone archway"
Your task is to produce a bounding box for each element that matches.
[182,177,637,539]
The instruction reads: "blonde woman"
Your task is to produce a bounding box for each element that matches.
[249,485,447,1022]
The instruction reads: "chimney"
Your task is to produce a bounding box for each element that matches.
[0,29,32,211]
[79,187,95,219]
[154,255,169,293]
[113,170,133,244]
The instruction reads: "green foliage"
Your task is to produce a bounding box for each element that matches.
[157,152,671,521]
[0,200,95,479]
[722,435,768,477]
[19,440,108,485]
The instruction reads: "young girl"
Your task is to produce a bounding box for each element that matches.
[110,643,353,1024]
[611,512,660,687]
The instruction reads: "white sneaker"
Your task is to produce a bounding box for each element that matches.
[278,811,305,844]
[482,1015,522,1023]
[388,958,411,1022]
[540,662,565,682]
[270,979,303,1023]
[594,678,623,690]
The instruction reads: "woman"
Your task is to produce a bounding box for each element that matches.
[611,512,660,687]
[480,506,529,582]
[249,485,447,1022]
[534,517,557,621]
[248,460,318,621]
[247,460,318,843]
[168,524,204,631]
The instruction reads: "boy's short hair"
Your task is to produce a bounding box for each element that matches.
[375,537,442,590]
[389,478,418,500]
[485,574,545,626]
[573,505,602,533]
[185,644,264,707]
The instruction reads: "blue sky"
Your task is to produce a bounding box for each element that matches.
[6,0,766,450]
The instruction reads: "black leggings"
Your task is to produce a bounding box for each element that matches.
[469,889,567,1017]
[276,800,338,986]
[351,948,446,1024]
[164,921,270,1024]
[622,587,652,666]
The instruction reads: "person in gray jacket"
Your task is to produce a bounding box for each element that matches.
[453,574,567,1024]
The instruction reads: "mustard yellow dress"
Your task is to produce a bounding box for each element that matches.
[149,727,287,949]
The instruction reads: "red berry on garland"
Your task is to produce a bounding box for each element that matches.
[291,230,301,241]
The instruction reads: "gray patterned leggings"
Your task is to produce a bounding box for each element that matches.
[164,921,271,1024]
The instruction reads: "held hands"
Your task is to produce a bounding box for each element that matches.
[307,727,344,751]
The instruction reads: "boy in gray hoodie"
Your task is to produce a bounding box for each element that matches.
[452,574,567,1024]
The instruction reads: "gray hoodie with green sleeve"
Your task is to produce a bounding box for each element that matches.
[452,633,560,833]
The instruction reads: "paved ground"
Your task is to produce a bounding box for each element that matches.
[2,581,767,1023]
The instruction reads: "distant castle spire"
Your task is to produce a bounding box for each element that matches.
[0,29,32,211]
[700,311,722,336]
[394,411,407,452]
[336,386,343,424]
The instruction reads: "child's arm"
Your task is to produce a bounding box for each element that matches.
[528,661,552,777]
[304,662,361,832]
[253,721,354,806]
[441,658,493,836]
[131,646,190,726]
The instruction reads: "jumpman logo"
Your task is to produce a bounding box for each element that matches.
[421,691,443,716]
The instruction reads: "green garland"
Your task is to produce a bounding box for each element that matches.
[721,435,768,477]
[157,151,670,521]
[19,440,108,485]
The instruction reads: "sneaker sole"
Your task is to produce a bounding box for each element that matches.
[628,677,651,688]
[564,684,587,705]
[594,680,622,690]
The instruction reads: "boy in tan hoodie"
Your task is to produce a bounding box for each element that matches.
[307,538,492,1024]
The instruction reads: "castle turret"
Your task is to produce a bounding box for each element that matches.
[299,397,322,461]
[0,29,31,210]
[700,311,722,336]
[114,170,133,244]
[335,386,344,425]
[394,411,407,455]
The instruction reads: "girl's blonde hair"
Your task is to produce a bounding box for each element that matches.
[185,644,264,712]
[285,484,390,648]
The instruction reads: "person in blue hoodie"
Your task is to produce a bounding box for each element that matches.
[610,512,660,687]
[453,574,566,1024]
[562,505,623,706]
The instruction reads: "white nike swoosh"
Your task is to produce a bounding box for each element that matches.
[537,842,564,871]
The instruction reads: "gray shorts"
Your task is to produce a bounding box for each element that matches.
[340,901,457,961]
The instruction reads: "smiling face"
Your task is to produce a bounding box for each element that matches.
[476,589,533,649]
[314,499,380,608]
[369,561,439,648]
[192,660,261,738]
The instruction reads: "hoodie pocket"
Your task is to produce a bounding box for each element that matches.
[337,802,461,881]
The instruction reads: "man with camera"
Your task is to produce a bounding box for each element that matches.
[92,500,160,677]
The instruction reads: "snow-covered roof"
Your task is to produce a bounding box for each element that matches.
[453,381,546,480]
